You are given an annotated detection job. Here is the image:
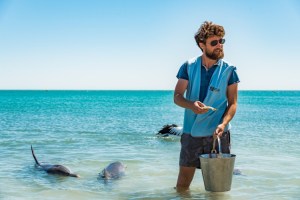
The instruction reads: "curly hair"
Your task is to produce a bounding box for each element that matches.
[194,21,225,50]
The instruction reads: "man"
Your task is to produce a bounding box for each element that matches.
[174,21,240,191]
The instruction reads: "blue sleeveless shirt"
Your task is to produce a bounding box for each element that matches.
[182,56,236,137]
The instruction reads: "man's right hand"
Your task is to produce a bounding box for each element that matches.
[191,101,209,114]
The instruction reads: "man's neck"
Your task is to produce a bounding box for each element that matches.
[201,55,218,69]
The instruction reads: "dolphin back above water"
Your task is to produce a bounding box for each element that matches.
[99,161,126,179]
[31,145,79,178]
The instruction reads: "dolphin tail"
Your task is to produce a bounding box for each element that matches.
[31,145,41,166]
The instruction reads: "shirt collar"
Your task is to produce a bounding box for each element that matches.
[201,59,221,70]
[202,59,221,70]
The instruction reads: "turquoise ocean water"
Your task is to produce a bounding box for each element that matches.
[0,90,299,200]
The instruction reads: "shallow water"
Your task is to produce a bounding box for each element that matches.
[0,90,299,199]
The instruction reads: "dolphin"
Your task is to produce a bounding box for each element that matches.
[156,124,183,137]
[99,161,126,179]
[31,145,79,178]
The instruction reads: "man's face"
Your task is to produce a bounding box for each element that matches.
[203,36,225,60]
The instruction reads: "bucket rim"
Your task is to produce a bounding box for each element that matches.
[199,153,236,158]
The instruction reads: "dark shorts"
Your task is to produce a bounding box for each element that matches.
[179,131,231,169]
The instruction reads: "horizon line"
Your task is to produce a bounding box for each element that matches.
[0,89,299,92]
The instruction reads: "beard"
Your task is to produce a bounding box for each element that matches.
[205,48,224,60]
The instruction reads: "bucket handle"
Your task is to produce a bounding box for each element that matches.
[211,136,222,156]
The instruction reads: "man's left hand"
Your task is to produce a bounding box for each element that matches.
[214,124,226,138]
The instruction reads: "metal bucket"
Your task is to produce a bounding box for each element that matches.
[199,137,236,192]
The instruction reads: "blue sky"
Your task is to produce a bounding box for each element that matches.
[0,0,299,90]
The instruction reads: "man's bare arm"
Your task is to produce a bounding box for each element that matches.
[214,83,238,137]
[174,79,208,114]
